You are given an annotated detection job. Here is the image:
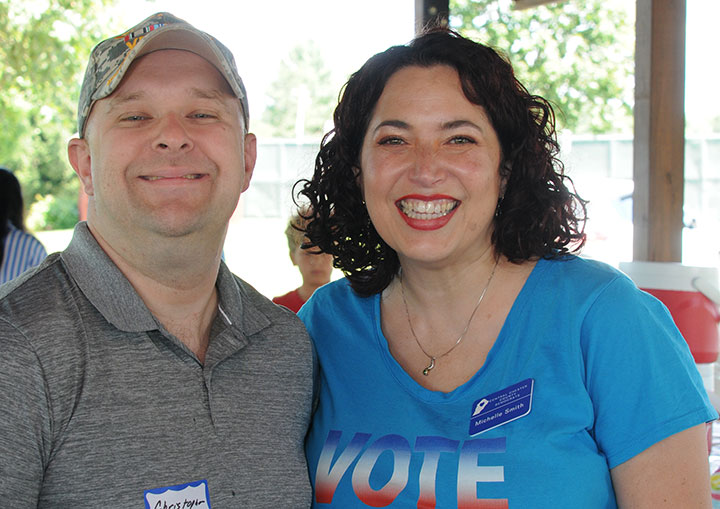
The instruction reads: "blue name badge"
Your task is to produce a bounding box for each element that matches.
[469,378,534,436]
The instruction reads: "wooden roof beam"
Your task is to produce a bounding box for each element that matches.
[633,0,687,262]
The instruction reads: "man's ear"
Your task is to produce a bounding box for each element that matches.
[241,133,257,193]
[68,138,94,196]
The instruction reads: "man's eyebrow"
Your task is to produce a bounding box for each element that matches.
[105,87,230,110]
[188,87,231,101]
[105,91,145,110]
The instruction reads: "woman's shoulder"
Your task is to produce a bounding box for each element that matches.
[4,226,46,251]
[299,277,376,321]
[309,277,361,301]
[531,255,642,308]
[539,255,630,286]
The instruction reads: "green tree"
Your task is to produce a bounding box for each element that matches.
[450,0,634,134]
[259,41,338,139]
[0,0,118,229]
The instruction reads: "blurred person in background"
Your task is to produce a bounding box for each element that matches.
[273,205,334,312]
[0,167,47,284]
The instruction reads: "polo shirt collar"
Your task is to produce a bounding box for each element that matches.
[61,222,157,332]
[60,222,270,339]
[214,257,271,339]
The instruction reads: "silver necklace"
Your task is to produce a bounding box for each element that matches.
[399,258,499,376]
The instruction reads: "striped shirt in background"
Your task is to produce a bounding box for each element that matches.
[0,223,47,284]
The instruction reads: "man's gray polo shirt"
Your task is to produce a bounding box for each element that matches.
[0,222,316,508]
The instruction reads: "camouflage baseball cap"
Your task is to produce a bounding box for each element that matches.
[77,12,249,137]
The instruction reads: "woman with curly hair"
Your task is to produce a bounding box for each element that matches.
[297,28,715,507]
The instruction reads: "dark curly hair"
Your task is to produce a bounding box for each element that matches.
[296,28,586,297]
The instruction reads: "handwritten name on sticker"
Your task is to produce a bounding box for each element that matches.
[469,378,534,436]
[144,479,210,509]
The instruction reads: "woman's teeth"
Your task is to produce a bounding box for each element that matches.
[397,199,458,219]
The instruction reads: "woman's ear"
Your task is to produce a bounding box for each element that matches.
[68,138,94,196]
[354,166,365,201]
[499,160,512,199]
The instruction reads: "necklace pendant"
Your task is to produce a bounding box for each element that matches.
[422,357,436,376]
[401,258,498,379]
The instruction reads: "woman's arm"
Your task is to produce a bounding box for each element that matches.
[611,423,712,508]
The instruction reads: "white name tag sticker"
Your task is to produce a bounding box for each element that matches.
[144,479,211,509]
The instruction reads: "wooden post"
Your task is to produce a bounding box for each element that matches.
[633,0,686,262]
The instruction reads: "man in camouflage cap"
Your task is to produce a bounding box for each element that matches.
[0,12,315,507]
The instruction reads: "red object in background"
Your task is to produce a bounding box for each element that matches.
[641,287,720,363]
[619,262,720,364]
[620,262,720,458]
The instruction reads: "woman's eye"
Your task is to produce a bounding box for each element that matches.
[449,135,476,144]
[378,136,405,145]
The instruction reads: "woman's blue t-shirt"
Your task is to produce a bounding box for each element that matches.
[300,256,716,508]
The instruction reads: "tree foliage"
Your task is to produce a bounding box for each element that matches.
[259,41,338,139]
[0,0,118,229]
[449,0,634,134]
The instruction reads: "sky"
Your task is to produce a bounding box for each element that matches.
[112,0,416,122]
[109,0,718,133]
